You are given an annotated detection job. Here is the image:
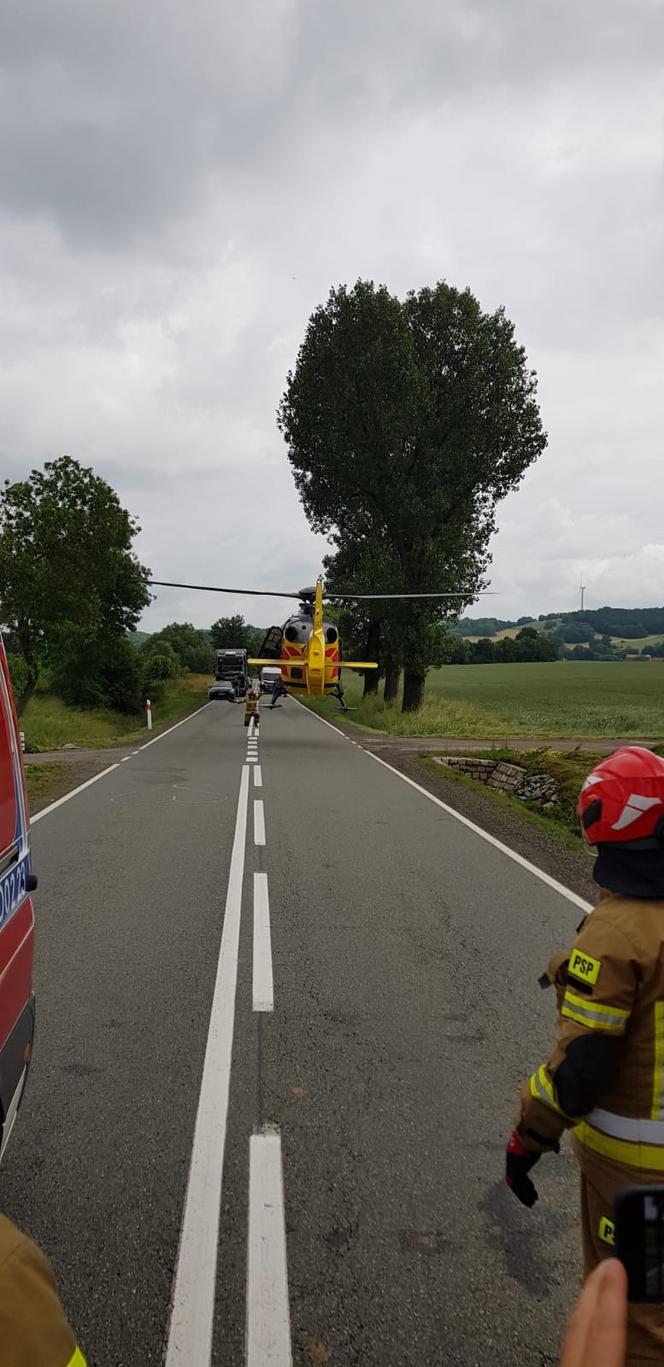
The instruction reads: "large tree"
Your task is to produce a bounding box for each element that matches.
[279,279,547,710]
[210,614,250,651]
[0,456,150,713]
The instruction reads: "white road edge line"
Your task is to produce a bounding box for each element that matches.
[247,1130,292,1367]
[293,699,592,914]
[253,873,274,1012]
[31,764,120,824]
[254,799,266,846]
[31,702,213,825]
[164,765,250,1367]
[253,766,263,788]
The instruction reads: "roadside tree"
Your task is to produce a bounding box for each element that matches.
[279,279,546,710]
[0,456,149,714]
[211,615,251,651]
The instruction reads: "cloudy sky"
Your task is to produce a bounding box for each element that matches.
[1,0,663,629]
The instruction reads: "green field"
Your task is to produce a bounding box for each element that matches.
[307,661,664,738]
[22,675,210,751]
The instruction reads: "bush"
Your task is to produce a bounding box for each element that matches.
[6,652,28,699]
[145,623,213,674]
[139,640,179,678]
[141,648,179,702]
[49,626,143,713]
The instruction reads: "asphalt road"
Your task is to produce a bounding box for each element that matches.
[1,698,591,1366]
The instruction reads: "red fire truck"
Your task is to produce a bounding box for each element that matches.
[0,636,36,1159]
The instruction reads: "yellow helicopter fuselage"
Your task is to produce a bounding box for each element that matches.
[248,579,376,698]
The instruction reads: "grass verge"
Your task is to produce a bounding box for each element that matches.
[25,763,75,806]
[21,675,209,751]
[418,747,604,852]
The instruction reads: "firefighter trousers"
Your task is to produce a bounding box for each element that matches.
[575,1141,664,1364]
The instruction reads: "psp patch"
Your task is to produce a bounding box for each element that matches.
[569,950,601,987]
[598,1216,615,1247]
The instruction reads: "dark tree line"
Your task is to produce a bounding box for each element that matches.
[449,627,558,665]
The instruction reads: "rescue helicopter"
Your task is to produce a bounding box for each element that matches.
[151,576,494,710]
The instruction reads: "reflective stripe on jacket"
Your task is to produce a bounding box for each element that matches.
[0,1216,87,1366]
[516,889,664,1164]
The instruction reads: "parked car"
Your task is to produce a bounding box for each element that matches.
[208,679,236,702]
[0,636,36,1161]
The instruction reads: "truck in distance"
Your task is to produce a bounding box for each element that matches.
[214,648,248,698]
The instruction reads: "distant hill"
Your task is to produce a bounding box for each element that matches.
[127,630,150,650]
[453,606,664,643]
[130,625,266,649]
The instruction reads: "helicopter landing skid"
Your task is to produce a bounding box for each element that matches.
[332,684,349,712]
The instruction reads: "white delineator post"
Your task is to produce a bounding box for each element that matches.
[146,698,153,731]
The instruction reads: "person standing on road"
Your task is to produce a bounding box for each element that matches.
[269,677,287,708]
[244,687,259,729]
[505,746,664,1363]
[0,1214,87,1365]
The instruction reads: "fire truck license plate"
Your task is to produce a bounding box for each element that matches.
[0,855,29,932]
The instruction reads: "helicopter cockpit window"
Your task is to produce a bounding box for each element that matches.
[285,625,299,642]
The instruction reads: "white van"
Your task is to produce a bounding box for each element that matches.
[260,667,282,695]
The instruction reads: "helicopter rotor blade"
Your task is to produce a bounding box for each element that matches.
[150,580,301,599]
[326,591,498,600]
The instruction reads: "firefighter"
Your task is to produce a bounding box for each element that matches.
[0,1214,87,1364]
[506,746,664,1364]
[244,687,259,729]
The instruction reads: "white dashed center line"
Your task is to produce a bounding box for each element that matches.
[247,1131,292,1366]
[252,872,273,1013]
[253,766,262,788]
[253,799,266,846]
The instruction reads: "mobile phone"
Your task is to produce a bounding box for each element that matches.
[614,1186,664,1302]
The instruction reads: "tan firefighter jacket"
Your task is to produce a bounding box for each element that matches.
[0,1216,86,1367]
[516,889,664,1172]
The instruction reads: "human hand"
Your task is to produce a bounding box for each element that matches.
[559,1259,627,1367]
[505,1130,540,1208]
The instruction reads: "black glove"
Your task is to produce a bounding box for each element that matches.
[506,1130,540,1208]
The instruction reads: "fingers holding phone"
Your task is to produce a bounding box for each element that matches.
[560,1259,628,1367]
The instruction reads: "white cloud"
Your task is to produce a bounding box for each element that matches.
[1,0,663,629]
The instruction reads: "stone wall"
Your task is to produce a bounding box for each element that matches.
[433,756,559,808]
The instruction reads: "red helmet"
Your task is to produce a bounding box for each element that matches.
[578,746,664,847]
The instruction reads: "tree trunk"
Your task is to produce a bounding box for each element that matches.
[362,618,381,697]
[383,663,400,703]
[363,669,379,698]
[401,670,425,712]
